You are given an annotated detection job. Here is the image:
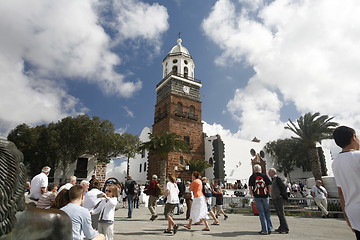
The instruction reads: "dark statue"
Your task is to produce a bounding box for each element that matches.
[0,139,72,240]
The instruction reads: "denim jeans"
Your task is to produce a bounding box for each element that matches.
[254,197,272,233]
[127,194,134,217]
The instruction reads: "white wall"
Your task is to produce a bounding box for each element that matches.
[53,154,97,183]
[205,134,334,186]
[128,127,151,184]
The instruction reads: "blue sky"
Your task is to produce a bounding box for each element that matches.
[1,0,360,150]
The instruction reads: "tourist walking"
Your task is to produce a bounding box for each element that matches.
[176,178,185,215]
[212,180,228,220]
[125,175,137,218]
[268,168,289,234]
[146,175,159,221]
[91,184,118,240]
[249,164,272,235]
[29,166,51,201]
[184,171,210,231]
[311,180,329,218]
[332,126,360,239]
[61,185,105,240]
[183,181,192,220]
[163,174,180,234]
[200,177,219,225]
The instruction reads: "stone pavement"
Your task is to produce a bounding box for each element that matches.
[112,205,355,240]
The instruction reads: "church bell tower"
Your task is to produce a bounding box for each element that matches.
[147,37,205,180]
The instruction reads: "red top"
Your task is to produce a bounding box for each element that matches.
[147,179,158,197]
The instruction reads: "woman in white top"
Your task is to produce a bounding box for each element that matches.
[92,184,119,240]
[163,174,180,234]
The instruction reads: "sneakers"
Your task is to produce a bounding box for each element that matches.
[258,231,268,235]
[224,215,228,220]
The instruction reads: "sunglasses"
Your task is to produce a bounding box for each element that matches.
[105,189,112,193]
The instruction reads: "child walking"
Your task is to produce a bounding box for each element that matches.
[92,184,119,240]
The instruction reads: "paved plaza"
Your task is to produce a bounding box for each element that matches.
[112,205,354,240]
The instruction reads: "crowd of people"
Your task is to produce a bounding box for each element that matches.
[24,125,360,240]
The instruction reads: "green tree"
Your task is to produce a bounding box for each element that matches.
[265,138,309,179]
[185,159,211,176]
[86,116,120,163]
[54,115,94,181]
[8,124,40,176]
[285,112,338,180]
[119,133,141,177]
[140,132,189,186]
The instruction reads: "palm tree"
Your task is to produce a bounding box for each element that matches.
[185,159,212,176]
[140,132,189,186]
[285,112,338,180]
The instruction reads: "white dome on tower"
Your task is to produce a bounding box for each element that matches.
[169,38,190,55]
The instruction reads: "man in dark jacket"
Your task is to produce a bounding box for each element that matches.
[146,174,159,221]
[268,168,289,234]
[125,175,136,218]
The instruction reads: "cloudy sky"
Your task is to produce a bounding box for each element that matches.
[1,0,359,151]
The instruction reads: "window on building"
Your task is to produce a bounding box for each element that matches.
[176,102,183,114]
[189,105,195,115]
[139,164,142,172]
[184,67,188,78]
[184,136,190,146]
[141,149,145,158]
[172,65,178,74]
[209,157,214,165]
[74,157,88,179]
[164,68,167,76]
[179,156,184,165]
[144,162,147,172]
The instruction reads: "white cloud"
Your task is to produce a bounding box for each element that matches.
[123,106,135,118]
[95,0,169,53]
[203,121,235,138]
[0,0,169,135]
[202,0,360,141]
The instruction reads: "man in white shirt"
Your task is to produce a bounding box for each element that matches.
[83,181,103,229]
[311,180,328,218]
[58,176,77,193]
[29,166,51,201]
[332,126,360,239]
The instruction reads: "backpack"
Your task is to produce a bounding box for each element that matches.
[202,182,212,197]
[254,175,268,196]
[155,183,164,197]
